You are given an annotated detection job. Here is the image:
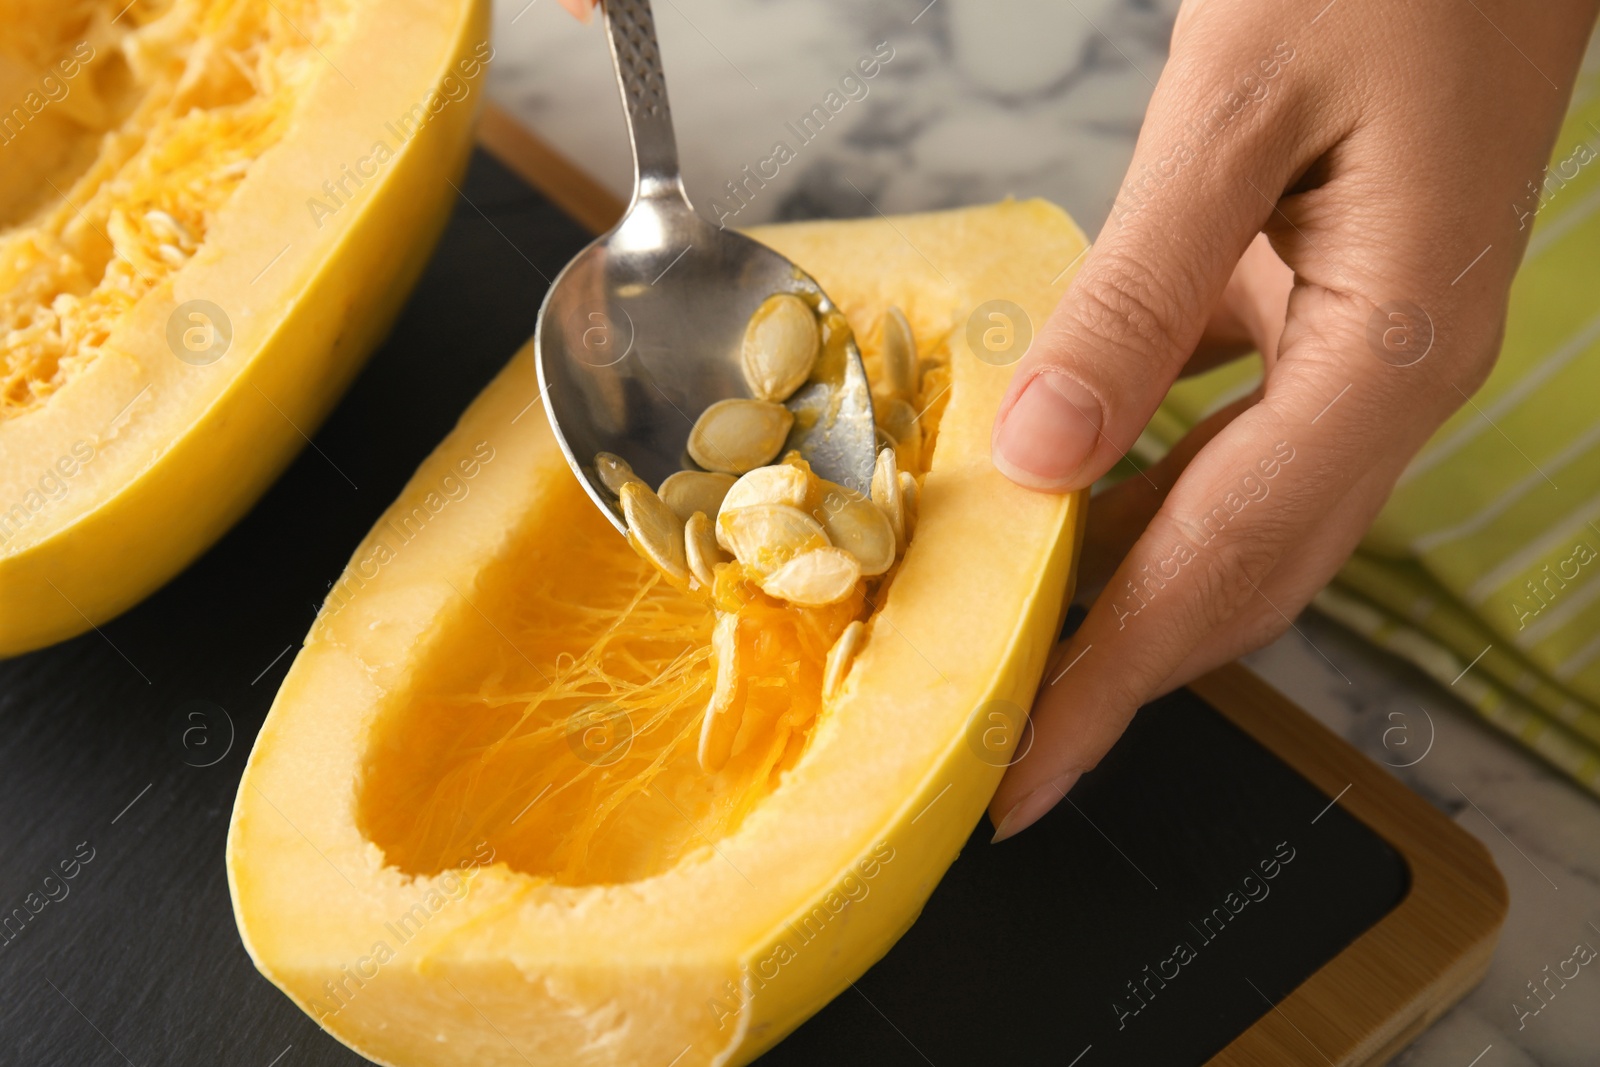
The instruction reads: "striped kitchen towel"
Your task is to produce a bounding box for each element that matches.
[1140,43,1600,798]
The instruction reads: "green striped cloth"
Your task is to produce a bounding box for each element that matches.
[1141,51,1600,798]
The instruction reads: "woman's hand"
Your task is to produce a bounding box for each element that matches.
[988,0,1600,841]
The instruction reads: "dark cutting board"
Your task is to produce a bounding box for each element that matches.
[0,148,1501,1066]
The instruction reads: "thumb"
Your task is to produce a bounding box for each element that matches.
[991,53,1301,491]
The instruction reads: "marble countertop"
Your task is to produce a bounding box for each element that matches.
[488,0,1159,231]
[486,3,1600,1063]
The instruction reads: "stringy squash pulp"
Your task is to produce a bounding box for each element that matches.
[0,0,487,653]
[229,201,1089,1066]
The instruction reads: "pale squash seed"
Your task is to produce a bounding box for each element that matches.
[595,451,647,496]
[881,306,918,402]
[898,470,919,540]
[823,620,866,700]
[741,293,820,402]
[688,399,794,475]
[659,470,736,523]
[684,510,727,588]
[697,612,744,772]
[716,504,829,578]
[814,481,895,577]
[871,447,905,553]
[877,397,921,471]
[619,482,688,584]
[759,547,861,606]
[720,463,810,515]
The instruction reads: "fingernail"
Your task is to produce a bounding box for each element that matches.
[560,0,595,22]
[991,771,1081,843]
[993,372,1102,490]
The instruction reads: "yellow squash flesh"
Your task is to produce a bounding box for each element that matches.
[228,200,1089,1066]
[0,0,488,655]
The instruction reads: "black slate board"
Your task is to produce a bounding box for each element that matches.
[0,150,1407,1066]
[756,680,1408,1066]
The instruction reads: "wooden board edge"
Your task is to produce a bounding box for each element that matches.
[1193,664,1509,1067]
[476,103,624,236]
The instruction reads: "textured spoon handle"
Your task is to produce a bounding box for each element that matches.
[603,0,685,204]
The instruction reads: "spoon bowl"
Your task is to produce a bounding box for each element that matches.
[535,0,876,535]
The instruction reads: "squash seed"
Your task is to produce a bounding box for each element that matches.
[721,463,810,515]
[898,470,920,541]
[659,470,736,523]
[697,613,744,772]
[881,306,918,402]
[759,547,861,606]
[871,447,905,553]
[688,399,794,475]
[877,397,921,471]
[814,481,895,576]
[144,209,192,246]
[716,504,829,577]
[823,620,866,701]
[619,482,688,584]
[595,451,646,496]
[741,293,819,401]
[684,510,727,588]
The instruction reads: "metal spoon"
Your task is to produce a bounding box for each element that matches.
[534,0,877,536]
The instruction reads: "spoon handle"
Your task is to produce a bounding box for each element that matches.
[602,0,687,207]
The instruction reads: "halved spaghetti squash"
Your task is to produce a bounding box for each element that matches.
[0,0,487,654]
[229,199,1088,1066]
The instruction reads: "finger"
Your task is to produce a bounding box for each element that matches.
[1161,456,1401,688]
[990,290,1435,841]
[1184,233,1295,377]
[1078,234,1292,599]
[990,25,1317,492]
[1076,389,1259,603]
[557,0,596,23]
[1007,461,1391,843]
